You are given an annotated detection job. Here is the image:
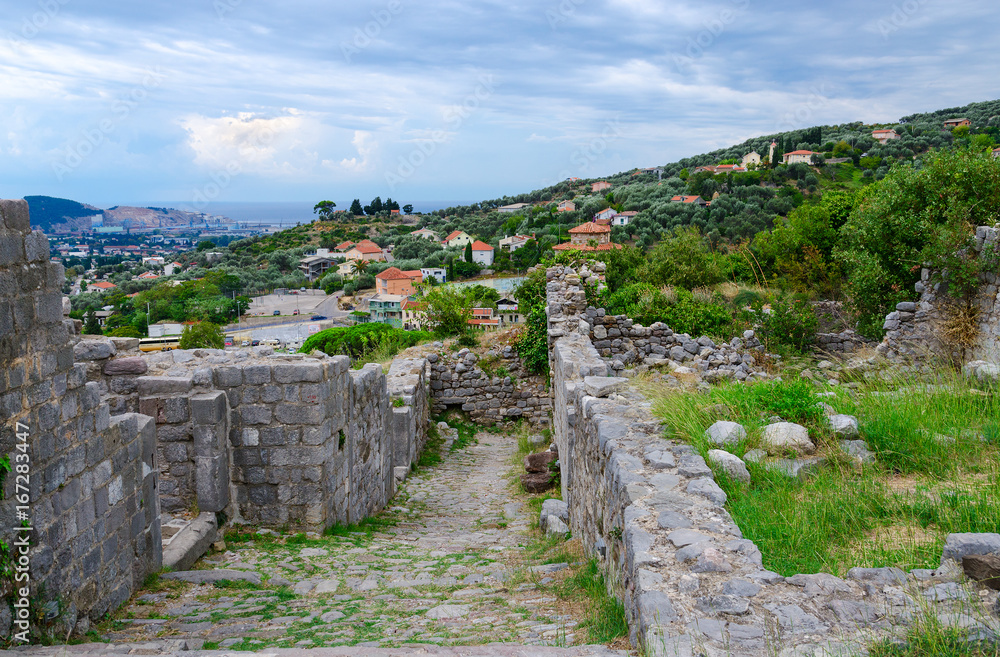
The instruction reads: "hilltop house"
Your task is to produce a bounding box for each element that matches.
[410,228,439,241]
[557,200,576,212]
[163,261,183,276]
[368,294,407,328]
[299,253,335,281]
[420,267,447,283]
[594,208,617,223]
[553,221,621,252]
[741,151,761,167]
[944,118,971,129]
[497,203,531,214]
[499,235,533,252]
[91,281,117,291]
[591,181,612,193]
[344,240,385,262]
[375,267,420,296]
[471,240,495,266]
[468,308,500,331]
[444,231,473,248]
[613,211,638,227]
[693,165,717,174]
[782,150,820,165]
[497,297,523,325]
[670,195,707,206]
[872,129,900,144]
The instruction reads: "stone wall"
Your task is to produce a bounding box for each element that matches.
[547,261,1000,656]
[75,345,431,531]
[544,264,768,381]
[428,347,550,426]
[879,225,1000,363]
[0,200,160,629]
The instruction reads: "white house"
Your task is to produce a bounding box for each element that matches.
[741,151,761,167]
[470,240,494,266]
[499,235,532,252]
[497,203,531,214]
[594,208,617,223]
[420,267,447,283]
[612,211,638,227]
[411,228,439,241]
[444,231,473,248]
[782,150,819,165]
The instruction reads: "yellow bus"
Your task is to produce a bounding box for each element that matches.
[139,336,181,352]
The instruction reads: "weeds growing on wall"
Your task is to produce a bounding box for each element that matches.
[645,370,1000,576]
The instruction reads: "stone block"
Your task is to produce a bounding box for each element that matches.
[190,391,227,425]
[213,367,243,388]
[103,357,147,376]
[137,376,193,396]
[273,362,324,383]
[0,199,30,232]
[74,339,115,361]
[275,403,325,425]
[241,405,272,425]
[195,454,229,512]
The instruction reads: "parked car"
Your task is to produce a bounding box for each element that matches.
[292,309,299,315]
[273,310,280,316]
[310,315,327,321]
[241,340,250,347]
[251,340,260,346]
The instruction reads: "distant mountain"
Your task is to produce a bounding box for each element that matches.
[25,196,230,233]
[25,196,102,232]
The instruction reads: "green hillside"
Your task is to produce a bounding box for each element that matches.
[25,195,102,232]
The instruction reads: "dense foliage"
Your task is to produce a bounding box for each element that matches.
[179,322,225,349]
[300,324,431,360]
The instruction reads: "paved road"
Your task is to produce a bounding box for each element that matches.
[88,432,615,652]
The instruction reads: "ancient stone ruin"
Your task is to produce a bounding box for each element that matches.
[3,200,1000,655]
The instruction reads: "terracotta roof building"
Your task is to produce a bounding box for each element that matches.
[375,267,418,296]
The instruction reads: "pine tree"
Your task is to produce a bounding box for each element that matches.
[83,309,102,335]
[350,199,364,215]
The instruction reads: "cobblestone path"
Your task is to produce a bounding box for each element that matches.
[95,432,625,654]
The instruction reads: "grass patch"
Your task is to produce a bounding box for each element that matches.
[869,597,1000,656]
[557,559,629,644]
[416,423,444,469]
[645,370,1000,576]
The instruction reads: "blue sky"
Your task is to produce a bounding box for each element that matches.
[1,0,997,209]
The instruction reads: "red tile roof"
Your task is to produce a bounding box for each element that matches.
[401,270,423,278]
[376,267,410,280]
[471,240,493,251]
[785,150,817,155]
[92,281,117,289]
[352,241,383,254]
[568,221,611,235]
[335,241,355,251]
[444,230,467,242]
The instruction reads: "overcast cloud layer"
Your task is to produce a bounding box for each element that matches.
[1,0,997,207]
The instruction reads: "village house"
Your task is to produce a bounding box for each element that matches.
[499,235,533,252]
[443,230,473,248]
[670,195,707,206]
[410,228,439,241]
[714,164,747,173]
[344,240,386,262]
[557,200,575,212]
[741,151,761,167]
[944,118,971,129]
[468,307,500,331]
[594,208,617,223]
[871,129,900,144]
[91,281,117,291]
[497,297,522,325]
[553,221,622,252]
[299,254,335,281]
[368,294,407,328]
[334,240,355,252]
[163,261,183,276]
[402,299,426,330]
[993,147,1000,159]
[420,267,447,283]
[337,261,357,278]
[471,240,495,266]
[613,211,638,227]
[497,203,531,214]
[375,267,420,296]
[591,181,612,193]
[782,150,820,165]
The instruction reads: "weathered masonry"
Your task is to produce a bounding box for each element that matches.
[0,199,432,631]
